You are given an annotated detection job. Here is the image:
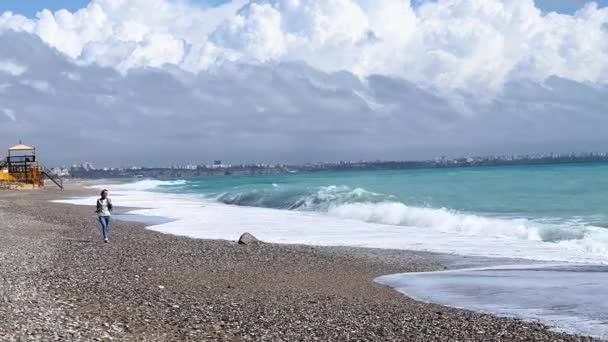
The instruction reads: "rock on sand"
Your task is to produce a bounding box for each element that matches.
[238,232,259,245]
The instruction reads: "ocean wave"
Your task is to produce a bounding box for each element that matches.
[215,185,394,210]
[214,184,602,244]
[556,228,608,257]
[327,202,592,243]
[92,179,187,191]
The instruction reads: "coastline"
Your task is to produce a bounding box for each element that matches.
[0,185,599,341]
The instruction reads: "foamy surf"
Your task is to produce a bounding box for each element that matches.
[54,179,608,264]
[376,264,608,339]
[106,179,187,191]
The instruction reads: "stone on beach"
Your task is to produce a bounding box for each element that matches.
[238,232,259,245]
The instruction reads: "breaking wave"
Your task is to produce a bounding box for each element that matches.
[91,179,188,191]
[214,185,607,246]
[215,185,393,210]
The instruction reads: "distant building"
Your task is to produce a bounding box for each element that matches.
[82,162,95,171]
[50,167,70,177]
[211,160,230,169]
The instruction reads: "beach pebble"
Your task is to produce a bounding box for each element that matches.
[238,232,259,245]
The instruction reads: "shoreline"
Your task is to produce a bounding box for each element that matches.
[0,185,600,341]
[377,263,608,340]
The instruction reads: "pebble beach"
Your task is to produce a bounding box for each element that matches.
[0,185,600,341]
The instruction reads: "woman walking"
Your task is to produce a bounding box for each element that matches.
[96,189,113,243]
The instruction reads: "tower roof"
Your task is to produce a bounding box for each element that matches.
[8,144,35,151]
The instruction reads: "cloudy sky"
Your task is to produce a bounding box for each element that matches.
[1,0,607,166]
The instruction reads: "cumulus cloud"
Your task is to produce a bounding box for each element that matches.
[0,30,607,166]
[0,1,606,166]
[0,59,27,75]
[1,0,607,95]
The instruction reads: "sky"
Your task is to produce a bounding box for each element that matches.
[2,0,608,17]
[1,0,608,166]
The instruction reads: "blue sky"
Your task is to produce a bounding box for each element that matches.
[534,0,608,13]
[0,0,226,16]
[1,0,607,17]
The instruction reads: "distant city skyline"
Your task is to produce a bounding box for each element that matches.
[55,150,608,170]
[54,150,608,179]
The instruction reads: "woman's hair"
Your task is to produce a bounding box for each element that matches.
[100,189,108,196]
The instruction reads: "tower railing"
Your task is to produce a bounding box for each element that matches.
[40,165,63,190]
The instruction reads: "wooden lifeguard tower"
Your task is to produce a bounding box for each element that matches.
[0,143,62,189]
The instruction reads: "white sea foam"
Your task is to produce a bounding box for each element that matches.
[55,180,608,264]
[106,179,187,191]
[327,202,591,242]
[376,264,608,339]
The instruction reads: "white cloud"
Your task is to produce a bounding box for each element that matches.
[212,3,288,62]
[0,59,27,75]
[0,11,35,32]
[2,108,16,121]
[20,79,53,93]
[62,71,81,81]
[1,0,607,96]
[1,30,608,165]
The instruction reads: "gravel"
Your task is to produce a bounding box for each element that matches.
[0,186,600,341]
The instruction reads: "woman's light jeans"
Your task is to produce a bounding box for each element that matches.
[98,216,111,240]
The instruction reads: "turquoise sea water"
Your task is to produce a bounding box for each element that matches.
[153,163,608,244]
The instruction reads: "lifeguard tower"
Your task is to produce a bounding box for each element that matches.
[0,143,62,189]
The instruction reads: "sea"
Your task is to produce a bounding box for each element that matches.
[57,162,608,339]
